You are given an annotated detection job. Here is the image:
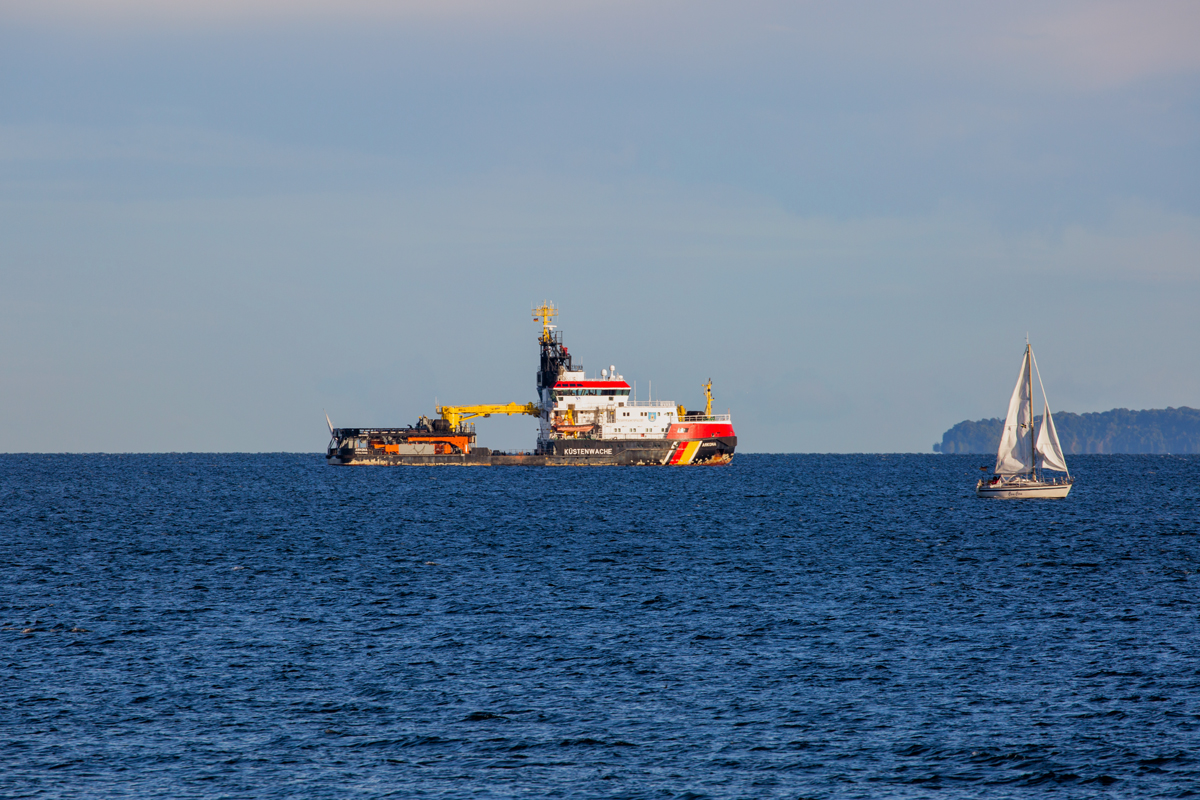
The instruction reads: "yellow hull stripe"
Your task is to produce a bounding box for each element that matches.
[679,440,702,465]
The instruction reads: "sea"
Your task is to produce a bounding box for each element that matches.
[2,453,1198,799]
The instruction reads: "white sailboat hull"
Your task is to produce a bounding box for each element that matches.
[976,477,1073,499]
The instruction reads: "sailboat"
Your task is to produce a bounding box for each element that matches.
[976,341,1074,498]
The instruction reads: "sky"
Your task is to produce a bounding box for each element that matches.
[2,0,1198,453]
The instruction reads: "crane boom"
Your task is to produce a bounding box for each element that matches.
[436,402,540,431]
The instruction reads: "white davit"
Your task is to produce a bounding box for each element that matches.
[977,341,1074,498]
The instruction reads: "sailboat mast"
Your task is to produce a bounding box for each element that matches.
[1026,343,1034,475]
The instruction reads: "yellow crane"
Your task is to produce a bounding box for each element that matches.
[436,402,541,431]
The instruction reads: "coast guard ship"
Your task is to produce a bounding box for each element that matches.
[326,304,736,466]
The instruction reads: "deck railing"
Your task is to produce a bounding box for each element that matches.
[622,400,678,408]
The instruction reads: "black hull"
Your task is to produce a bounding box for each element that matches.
[327,437,736,466]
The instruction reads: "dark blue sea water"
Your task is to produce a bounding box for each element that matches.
[2,454,1198,799]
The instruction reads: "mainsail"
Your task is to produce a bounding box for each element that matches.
[1032,351,1070,474]
[994,348,1033,475]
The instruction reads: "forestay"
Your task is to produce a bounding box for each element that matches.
[1032,351,1070,474]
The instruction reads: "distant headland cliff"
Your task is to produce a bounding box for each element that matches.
[934,407,1200,454]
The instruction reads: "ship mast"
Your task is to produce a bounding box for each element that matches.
[533,301,577,391]
[533,301,557,345]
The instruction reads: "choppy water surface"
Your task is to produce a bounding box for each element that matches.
[2,454,1198,799]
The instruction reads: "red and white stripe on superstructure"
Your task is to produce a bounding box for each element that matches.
[552,380,630,389]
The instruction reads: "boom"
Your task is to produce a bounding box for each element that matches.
[437,402,540,432]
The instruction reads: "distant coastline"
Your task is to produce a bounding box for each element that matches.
[934,407,1200,454]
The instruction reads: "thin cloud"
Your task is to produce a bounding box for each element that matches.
[992,0,1200,89]
[1,0,610,26]
[8,1,1199,90]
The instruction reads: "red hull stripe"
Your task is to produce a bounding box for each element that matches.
[666,423,736,440]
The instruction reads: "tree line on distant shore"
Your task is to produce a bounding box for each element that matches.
[933,407,1200,454]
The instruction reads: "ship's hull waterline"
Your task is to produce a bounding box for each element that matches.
[328,436,737,466]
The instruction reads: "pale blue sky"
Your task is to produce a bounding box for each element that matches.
[2,1,1198,452]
